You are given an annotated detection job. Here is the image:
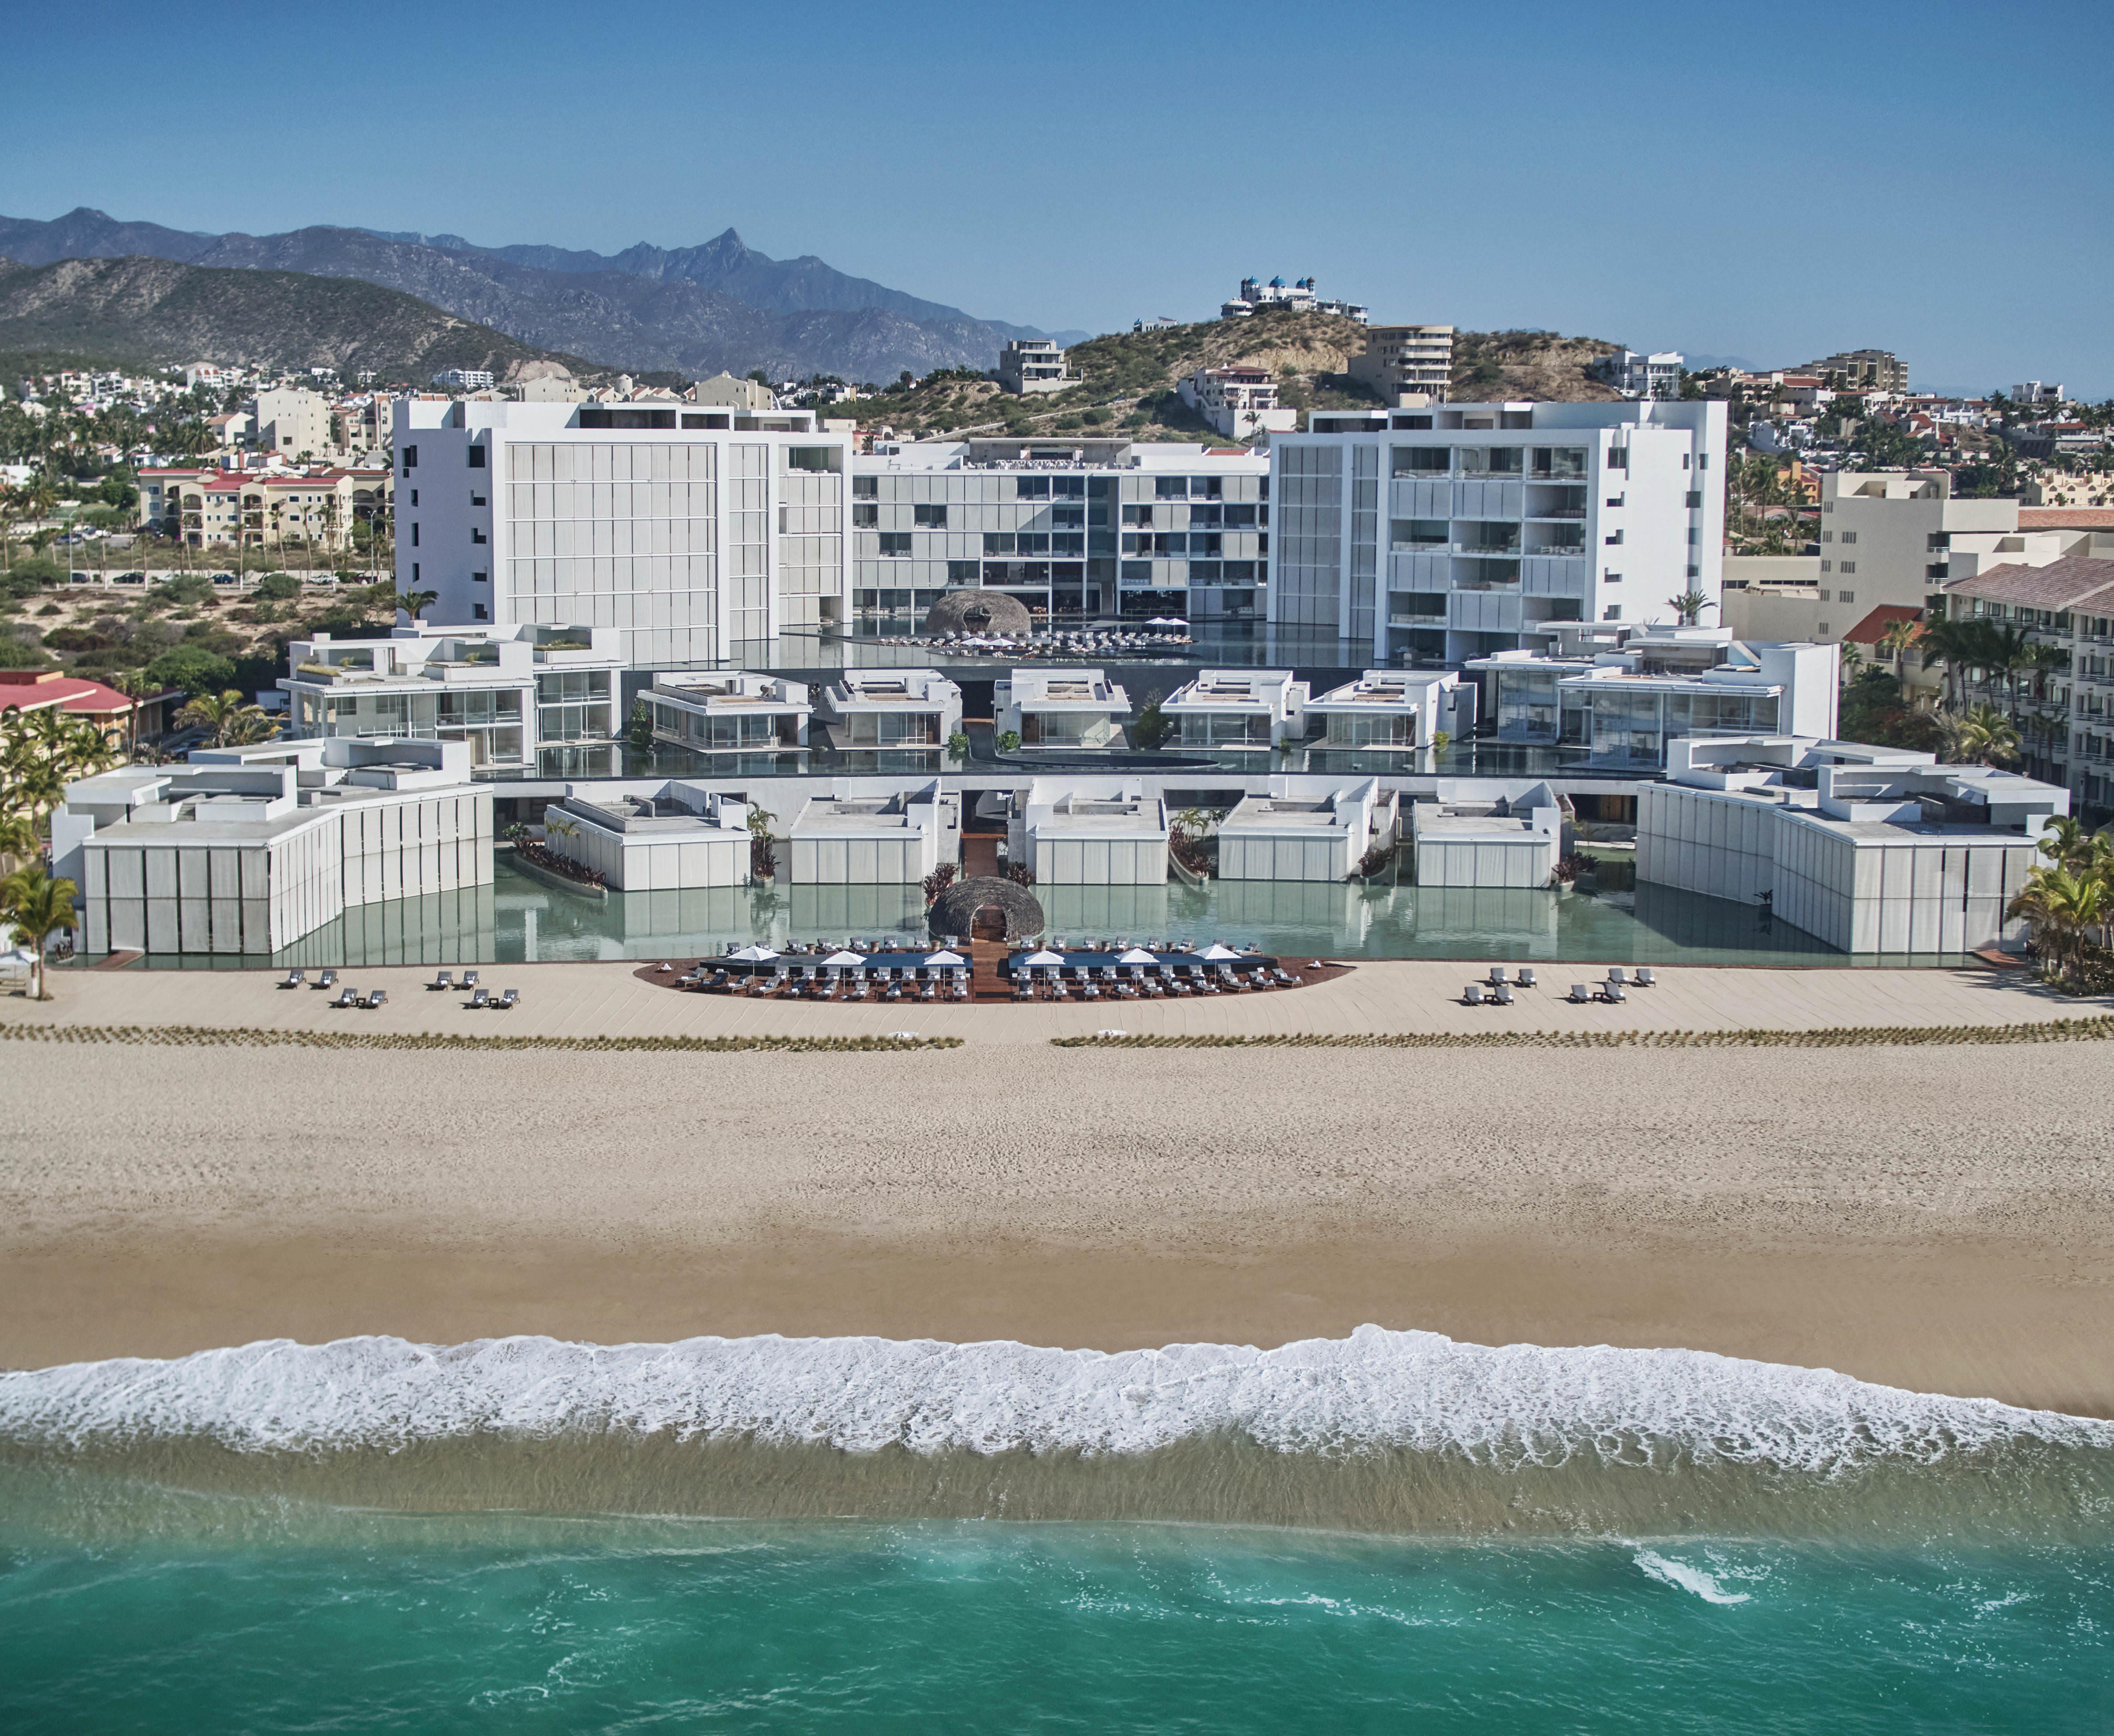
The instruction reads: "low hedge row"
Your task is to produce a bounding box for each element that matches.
[1052,1017,2114,1051]
[0,1024,962,1054]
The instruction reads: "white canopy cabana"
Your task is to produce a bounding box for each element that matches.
[729,944,781,962]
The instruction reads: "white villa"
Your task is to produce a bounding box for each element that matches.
[279,623,624,775]
[818,669,965,750]
[995,668,1131,750]
[543,784,752,890]
[1409,780,1563,887]
[645,670,812,753]
[783,781,959,884]
[1217,778,1399,881]
[1303,668,1471,751]
[1011,778,1170,884]
[1160,669,1309,751]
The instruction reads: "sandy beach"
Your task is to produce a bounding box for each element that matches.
[4,960,2113,1412]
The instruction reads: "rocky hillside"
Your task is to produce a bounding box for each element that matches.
[0,255,605,383]
[844,312,1626,441]
[0,208,1084,381]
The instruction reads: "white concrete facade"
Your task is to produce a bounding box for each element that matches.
[1013,778,1169,884]
[1410,780,1562,887]
[1161,669,1309,751]
[1177,367,1297,440]
[1637,736,2065,953]
[545,784,751,891]
[645,670,812,752]
[1271,400,1727,665]
[784,782,957,884]
[1302,668,1470,751]
[393,396,850,664]
[1218,778,1398,881]
[995,668,1130,748]
[61,740,491,956]
[818,669,964,749]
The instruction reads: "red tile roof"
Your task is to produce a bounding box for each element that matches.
[0,670,170,720]
[1842,604,1924,645]
[2018,508,2114,530]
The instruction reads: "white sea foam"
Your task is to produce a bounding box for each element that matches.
[2,1326,2109,1474]
[1633,1550,1750,1604]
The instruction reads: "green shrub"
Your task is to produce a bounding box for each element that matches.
[255,572,301,601]
[144,644,237,695]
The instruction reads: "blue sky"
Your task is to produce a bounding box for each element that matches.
[8,0,2110,394]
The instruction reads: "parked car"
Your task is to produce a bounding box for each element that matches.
[211,571,239,584]
[113,570,146,585]
[69,571,95,584]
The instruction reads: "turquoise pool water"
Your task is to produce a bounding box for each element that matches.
[141,856,1950,970]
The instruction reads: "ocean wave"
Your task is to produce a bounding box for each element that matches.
[2,1327,2109,1475]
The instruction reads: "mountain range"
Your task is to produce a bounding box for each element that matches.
[0,208,1089,383]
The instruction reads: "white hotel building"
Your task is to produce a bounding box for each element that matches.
[1268,400,1726,665]
[393,397,850,665]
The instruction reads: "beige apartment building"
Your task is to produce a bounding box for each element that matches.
[253,387,335,457]
[1348,325,1455,404]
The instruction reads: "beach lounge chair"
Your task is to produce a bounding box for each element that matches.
[1493,982,1515,1006]
[280,969,304,989]
[469,987,490,1009]
[1570,984,1593,1004]
[1517,967,1537,989]
[428,970,453,991]
[362,988,387,1009]
[1607,965,1629,988]
[331,985,358,1008]
[315,970,336,990]
[1602,981,1628,1004]
[462,970,480,989]
[1463,982,1486,1006]
[1634,966,1656,987]
[497,988,518,1009]
[1487,965,1507,986]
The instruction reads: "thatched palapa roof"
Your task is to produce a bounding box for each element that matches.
[922,589,1033,636]
[928,876,1045,942]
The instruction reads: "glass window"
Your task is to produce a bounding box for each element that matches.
[1392,447,1449,475]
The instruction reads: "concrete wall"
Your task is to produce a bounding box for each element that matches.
[1029,834,1168,885]
[558,823,747,892]
[1414,834,1556,888]
[1220,832,1351,882]
[1637,785,1779,905]
[785,832,935,885]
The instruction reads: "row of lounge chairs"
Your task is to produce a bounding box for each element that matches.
[280,968,517,1010]
[683,964,971,1003]
[1462,964,1658,1007]
[1013,963,1300,1001]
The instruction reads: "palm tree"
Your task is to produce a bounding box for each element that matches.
[1839,641,1864,681]
[178,688,276,748]
[2007,867,2107,982]
[1,864,78,1001]
[1665,589,1716,626]
[1876,618,1922,684]
[1937,703,2021,767]
[397,588,439,623]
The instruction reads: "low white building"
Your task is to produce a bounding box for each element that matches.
[59,739,492,956]
[280,623,625,775]
[1409,780,1563,887]
[1161,669,1309,752]
[1217,777,1399,881]
[1012,778,1169,884]
[1637,736,2065,953]
[819,668,964,749]
[645,670,812,752]
[784,781,958,883]
[543,784,751,890]
[995,668,1130,749]
[1302,668,1472,751]
[1177,367,1296,440]
[1596,350,1686,400]
[997,340,1074,395]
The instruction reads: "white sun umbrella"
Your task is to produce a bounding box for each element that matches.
[1117,947,1158,965]
[823,949,866,969]
[1021,948,1064,967]
[923,949,967,967]
[1197,942,1242,960]
[729,944,781,962]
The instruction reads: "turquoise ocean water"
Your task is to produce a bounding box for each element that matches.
[4,1329,2111,1732]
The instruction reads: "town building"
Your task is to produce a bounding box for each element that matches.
[56,738,492,957]
[1269,399,1726,664]
[1010,778,1169,884]
[1220,276,1368,323]
[1595,350,1686,400]
[1346,326,1456,404]
[1177,366,1296,440]
[392,395,849,664]
[432,369,496,392]
[1793,349,1908,394]
[277,623,625,776]
[643,670,812,752]
[997,340,1074,396]
[1465,626,1838,769]
[2012,381,2066,405]
[849,438,1269,624]
[1942,555,2114,814]
[994,668,1131,748]
[253,387,334,457]
[1637,734,2063,953]
[688,373,777,412]
[0,668,180,743]
[1160,669,1309,750]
